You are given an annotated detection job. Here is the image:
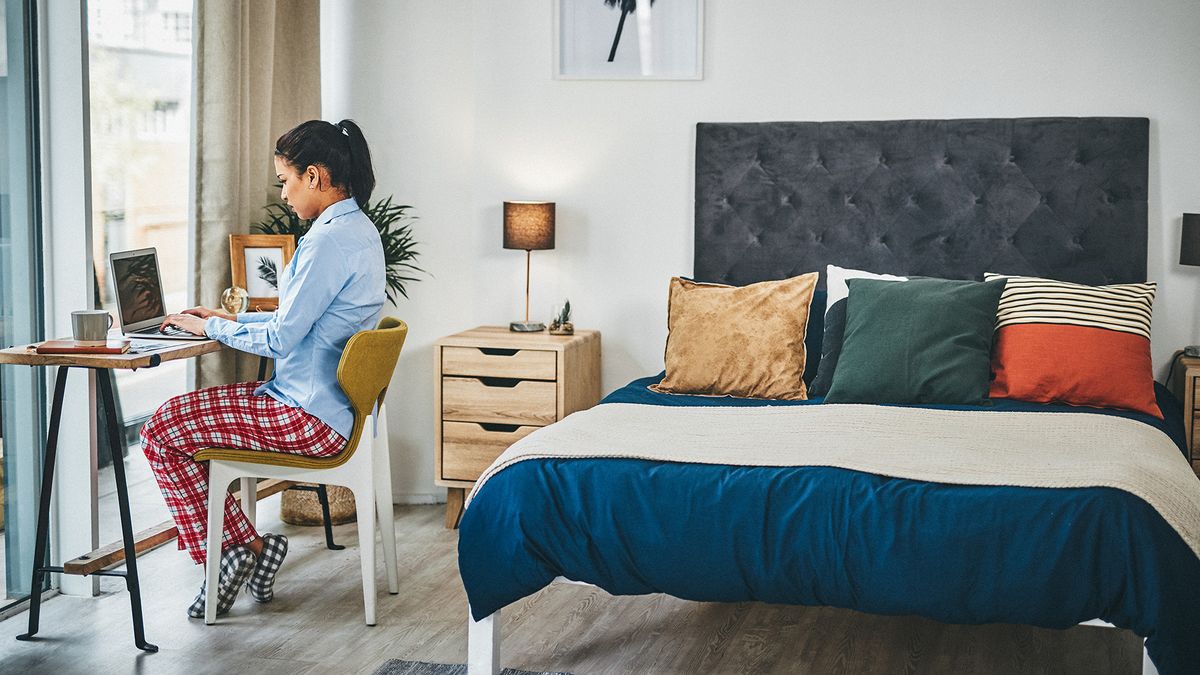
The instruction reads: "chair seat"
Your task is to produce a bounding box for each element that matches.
[194,446,354,470]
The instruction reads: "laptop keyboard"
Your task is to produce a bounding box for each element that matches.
[135,324,194,337]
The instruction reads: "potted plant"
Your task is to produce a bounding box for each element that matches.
[548,299,574,335]
[250,193,424,304]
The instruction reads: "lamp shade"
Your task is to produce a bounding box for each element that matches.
[1182,213,1200,266]
[503,201,555,251]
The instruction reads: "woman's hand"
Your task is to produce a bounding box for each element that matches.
[161,313,209,336]
[181,306,235,322]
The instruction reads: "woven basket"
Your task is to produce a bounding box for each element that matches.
[280,483,357,526]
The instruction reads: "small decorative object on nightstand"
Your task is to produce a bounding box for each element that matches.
[434,326,601,528]
[1169,351,1200,476]
[548,299,574,335]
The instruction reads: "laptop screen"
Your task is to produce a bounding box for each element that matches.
[112,252,166,326]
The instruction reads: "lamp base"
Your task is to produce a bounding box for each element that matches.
[510,321,545,332]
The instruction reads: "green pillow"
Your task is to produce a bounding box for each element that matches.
[824,277,1006,405]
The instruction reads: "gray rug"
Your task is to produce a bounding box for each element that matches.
[372,660,570,675]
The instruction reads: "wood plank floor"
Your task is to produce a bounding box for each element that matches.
[0,503,1141,674]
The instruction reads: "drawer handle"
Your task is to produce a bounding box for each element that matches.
[478,376,521,388]
[479,347,520,357]
[479,423,520,433]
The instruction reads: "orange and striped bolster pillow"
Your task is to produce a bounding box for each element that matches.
[984,273,1160,419]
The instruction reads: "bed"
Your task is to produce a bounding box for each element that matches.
[458,118,1200,675]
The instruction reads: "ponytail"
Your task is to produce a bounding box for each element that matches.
[274,118,376,209]
[335,119,375,208]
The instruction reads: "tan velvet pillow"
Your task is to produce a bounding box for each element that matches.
[651,273,818,400]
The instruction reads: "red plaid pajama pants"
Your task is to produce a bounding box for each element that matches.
[140,381,345,564]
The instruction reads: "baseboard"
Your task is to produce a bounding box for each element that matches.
[393,493,442,505]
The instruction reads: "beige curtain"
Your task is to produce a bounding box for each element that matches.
[191,0,321,387]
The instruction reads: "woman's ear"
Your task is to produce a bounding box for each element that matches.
[305,165,320,190]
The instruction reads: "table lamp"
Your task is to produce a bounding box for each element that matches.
[1181,213,1200,356]
[504,201,555,332]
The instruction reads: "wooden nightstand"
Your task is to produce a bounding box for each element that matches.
[434,326,601,528]
[1169,352,1200,476]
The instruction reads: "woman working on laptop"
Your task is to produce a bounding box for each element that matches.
[140,119,386,618]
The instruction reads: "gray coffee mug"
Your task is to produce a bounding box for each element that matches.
[72,310,114,345]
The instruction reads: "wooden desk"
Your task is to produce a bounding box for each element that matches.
[0,339,223,652]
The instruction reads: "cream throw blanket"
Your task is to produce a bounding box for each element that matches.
[467,403,1200,559]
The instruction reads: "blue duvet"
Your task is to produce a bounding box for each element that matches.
[459,376,1200,674]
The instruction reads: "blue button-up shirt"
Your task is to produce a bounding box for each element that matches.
[205,198,386,438]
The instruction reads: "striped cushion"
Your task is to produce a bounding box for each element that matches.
[986,273,1154,338]
[986,273,1160,418]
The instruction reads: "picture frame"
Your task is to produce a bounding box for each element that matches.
[554,0,704,80]
[228,234,296,311]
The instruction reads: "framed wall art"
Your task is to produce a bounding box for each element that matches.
[228,234,296,311]
[554,0,704,80]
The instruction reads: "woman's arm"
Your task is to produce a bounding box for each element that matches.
[204,233,345,359]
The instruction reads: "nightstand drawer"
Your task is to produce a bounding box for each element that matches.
[441,421,539,481]
[442,376,557,425]
[442,346,556,380]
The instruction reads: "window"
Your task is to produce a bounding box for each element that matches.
[87,0,192,540]
[0,0,47,608]
[162,11,189,44]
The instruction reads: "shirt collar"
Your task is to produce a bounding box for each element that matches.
[313,197,360,227]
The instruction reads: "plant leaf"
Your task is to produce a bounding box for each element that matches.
[250,186,426,304]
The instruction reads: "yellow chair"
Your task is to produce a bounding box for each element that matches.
[196,317,408,625]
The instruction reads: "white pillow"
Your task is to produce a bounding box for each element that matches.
[825,264,907,317]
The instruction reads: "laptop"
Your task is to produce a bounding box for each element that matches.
[109,247,208,341]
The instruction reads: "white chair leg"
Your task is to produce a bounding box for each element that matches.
[240,477,256,526]
[373,411,399,594]
[1143,640,1159,675]
[468,608,501,675]
[204,464,231,625]
[354,483,378,625]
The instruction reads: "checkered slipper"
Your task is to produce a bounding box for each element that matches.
[247,533,289,603]
[186,545,257,619]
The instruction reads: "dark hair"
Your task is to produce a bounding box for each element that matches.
[274,119,376,209]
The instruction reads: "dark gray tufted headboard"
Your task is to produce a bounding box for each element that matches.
[694,118,1149,288]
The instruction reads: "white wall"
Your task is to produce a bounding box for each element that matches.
[323,0,1200,503]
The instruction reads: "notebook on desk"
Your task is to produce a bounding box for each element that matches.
[109,248,207,341]
[36,340,131,355]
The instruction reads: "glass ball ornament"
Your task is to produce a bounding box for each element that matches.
[220,286,249,314]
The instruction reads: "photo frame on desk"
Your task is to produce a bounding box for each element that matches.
[229,234,296,311]
[554,0,704,80]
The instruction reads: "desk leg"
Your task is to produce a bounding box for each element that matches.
[17,366,69,642]
[97,372,158,653]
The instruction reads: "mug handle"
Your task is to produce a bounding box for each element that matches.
[106,314,114,329]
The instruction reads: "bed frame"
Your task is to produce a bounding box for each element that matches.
[468,117,1156,674]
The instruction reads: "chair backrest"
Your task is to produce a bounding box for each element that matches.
[336,316,408,458]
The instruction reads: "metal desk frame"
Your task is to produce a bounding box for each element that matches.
[1,339,223,652]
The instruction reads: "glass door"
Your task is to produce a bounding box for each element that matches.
[0,0,47,608]
[87,0,193,541]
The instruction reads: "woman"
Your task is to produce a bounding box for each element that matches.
[141,119,386,618]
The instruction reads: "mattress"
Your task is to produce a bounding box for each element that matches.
[459,376,1198,673]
